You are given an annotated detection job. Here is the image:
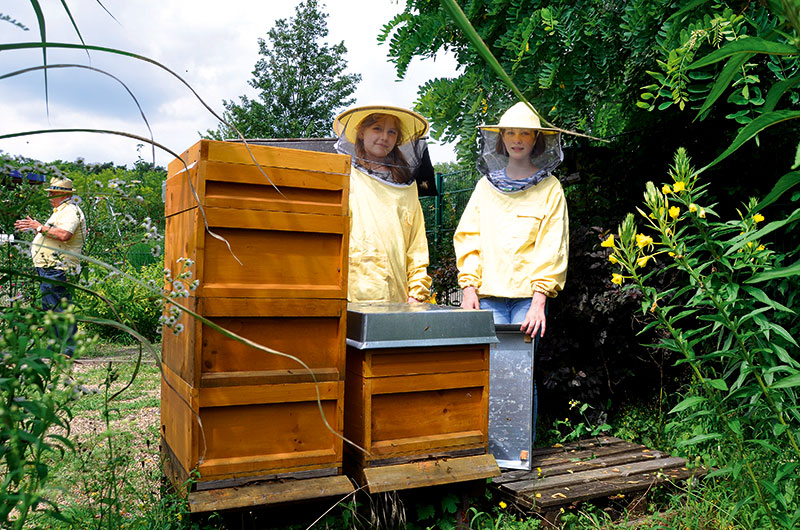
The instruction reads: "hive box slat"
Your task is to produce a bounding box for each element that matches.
[162,298,346,388]
[161,365,345,483]
[166,139,350,218]
[164,207,348,300]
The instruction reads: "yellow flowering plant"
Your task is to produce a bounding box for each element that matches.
[603,148,800,528]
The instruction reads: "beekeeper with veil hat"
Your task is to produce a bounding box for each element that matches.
[455,101,569,338]
[333,104,432,304]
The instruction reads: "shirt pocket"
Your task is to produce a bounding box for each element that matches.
[503,213,544,253]
[348,250,391,302]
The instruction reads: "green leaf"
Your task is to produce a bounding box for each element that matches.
[764,74,800,112]
[670,396,706,414]
[701,111,800,171]
[441,493,459,514]
[695,53,751,120]
[746,258,800,283]
[772,372,800,389]
[741,285,794,313]
[753,171,800,212]
[678,433,722,446]
[707,379,729,391]
[690,37,799,70]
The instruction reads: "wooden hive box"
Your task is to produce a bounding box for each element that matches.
[164,139,351,300]
[344,303,501,493]
[161,140,353,508]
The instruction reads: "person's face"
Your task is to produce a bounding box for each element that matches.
[48,191,68,207]
[359,116,399,160]
[502,128,537,161]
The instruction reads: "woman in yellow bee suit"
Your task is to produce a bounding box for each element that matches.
[333,105,432,303]
[454,101,568,445]
[454,101,568,333]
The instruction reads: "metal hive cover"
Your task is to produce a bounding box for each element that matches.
[346,302,498,350]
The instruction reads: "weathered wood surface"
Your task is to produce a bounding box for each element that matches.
[490,437,706,511]
[188,475,355,513]
[361,454,500,494]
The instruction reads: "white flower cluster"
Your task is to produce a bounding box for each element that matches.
[158,257,198,335]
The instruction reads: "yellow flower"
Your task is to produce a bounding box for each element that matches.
[499,501,507,509]
[673,181,686,192]
[608,254,619,264]
[669,206,680,219]
[635,233,654,249]
[699,208,706,218]
[601,234,615,248]
[753,213,765,223]
[689,203,697,213]
[636,255,651,268]
[757,245,765,251]
[662,184,672,194]
[668,252,675,257]
[611,273,624,285]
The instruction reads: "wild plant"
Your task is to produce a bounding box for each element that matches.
[603,148,800,529]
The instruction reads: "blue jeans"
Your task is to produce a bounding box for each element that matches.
[481,296,541,444]
[36,267,76,356]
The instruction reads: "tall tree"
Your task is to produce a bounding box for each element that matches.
[205,0,361,140]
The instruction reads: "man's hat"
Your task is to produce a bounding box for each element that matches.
[45,177,74,194]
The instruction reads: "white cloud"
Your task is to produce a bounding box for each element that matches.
[1,0,459,167]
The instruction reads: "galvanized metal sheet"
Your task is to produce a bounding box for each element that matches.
[489,325,534,470]
[346,302,498,349]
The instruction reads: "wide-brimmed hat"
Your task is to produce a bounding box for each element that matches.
[333,105,429,144]
[45,177,74,194]
[479,102,559,134]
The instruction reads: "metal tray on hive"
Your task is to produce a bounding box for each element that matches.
[346,302,498,350]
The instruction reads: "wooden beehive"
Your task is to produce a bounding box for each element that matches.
[161,140,353,508]
[344,303,501,493]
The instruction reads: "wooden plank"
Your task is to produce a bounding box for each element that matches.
[364,347,488,378]
[204,207,346,234]
[371,387,485,444]
[188,475,355,513]
[199,226,346,300]
[495,447,666,485]
[502,457,687,494]
[371,430,485,456]
[369,371,486,395]
[205,139,351,175]
[203,160,348,190]
[512,465,704,510]
[194,467,338,491]
[160,364,198,475]
[527,436,625,458]
[198,380,341,407]
[198,398,342,478]
[201,368,341,387]
[493,441,649,484]
[362,454,500,493]
[199,315,345,376]
[197,297,345,318]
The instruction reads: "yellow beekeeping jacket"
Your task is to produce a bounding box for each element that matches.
[454,175,568,298]
[348,166,432,302]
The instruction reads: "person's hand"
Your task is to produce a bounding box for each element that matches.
[461,286,481,310]
[521,291,548,337]
[14,216,41,233]
[407,296,422,303]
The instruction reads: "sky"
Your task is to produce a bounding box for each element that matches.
[0,0,460,168]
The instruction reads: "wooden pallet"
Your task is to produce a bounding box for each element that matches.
[490,436,705,512]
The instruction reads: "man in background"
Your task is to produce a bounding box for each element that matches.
[14,176,87,356]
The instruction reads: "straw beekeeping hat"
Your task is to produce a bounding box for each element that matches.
[333,105,429,144]
[479,102,559,134]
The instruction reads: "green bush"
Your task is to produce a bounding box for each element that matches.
[77,261,165,344]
